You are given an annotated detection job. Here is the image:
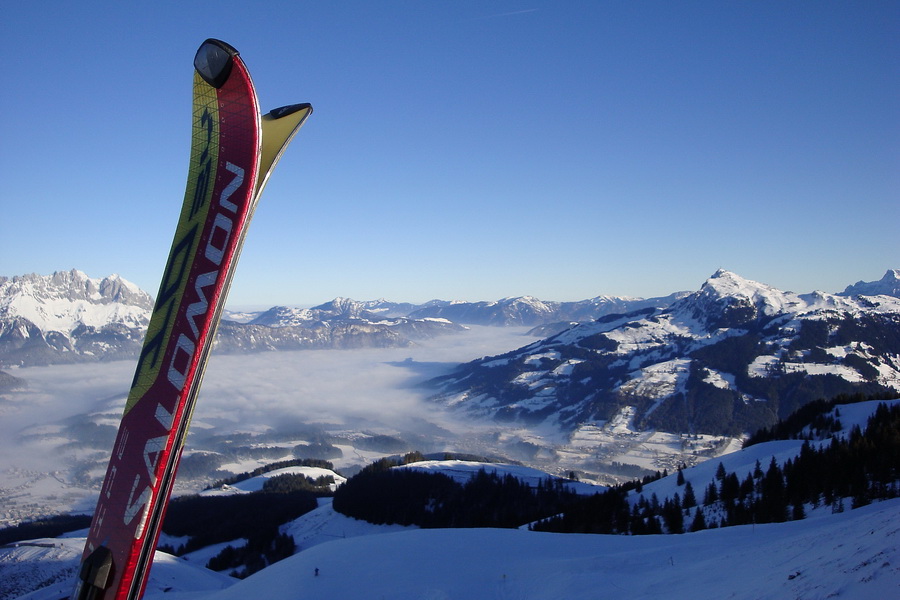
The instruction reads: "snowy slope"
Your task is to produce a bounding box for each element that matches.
[633,398,900,508]
[196,498,900,600]
[9,499,898,600]
[280,497,415,554]
[2,538,234,600]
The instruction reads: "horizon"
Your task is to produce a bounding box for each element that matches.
[2,3,897,306]
[1,265,897,311]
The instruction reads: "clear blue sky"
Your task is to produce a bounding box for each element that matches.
[1,1,897,307]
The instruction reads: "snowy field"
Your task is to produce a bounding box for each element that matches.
[5,498,899,600]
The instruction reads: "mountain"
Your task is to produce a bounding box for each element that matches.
[0,275,463,365]
[407,292,688,327]
[218,296,465,352]
[246,297,432,327]
[0,271,687,366]
[841,268,900,298]
[4,268,895,367]
[427,270,900,436]
[0,270,153,366]
[214,317,464,353]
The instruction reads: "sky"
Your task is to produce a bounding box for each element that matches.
[1,1,897,308]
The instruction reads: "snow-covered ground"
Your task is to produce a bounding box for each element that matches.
[6,497,898,600]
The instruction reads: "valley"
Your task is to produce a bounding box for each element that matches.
[0,326,739,528]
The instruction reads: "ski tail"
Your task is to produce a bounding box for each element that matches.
[72,39,311,600]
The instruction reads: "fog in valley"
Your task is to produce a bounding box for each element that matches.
[0,327,538,525]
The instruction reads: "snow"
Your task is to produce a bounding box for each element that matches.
[0,271,151,335]
[7,498,900,600]
[195,499,900,600]
[3,540,234,600]
[523,351,561,365]
[748,355,866,382]
[551,359,583,376]
[632,398,900,508]
[618,358,692,416]
[280,498,415,553]
[703,368,735,390]
[6,489,898,600]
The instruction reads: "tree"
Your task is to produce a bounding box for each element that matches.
[683,481,697,508]
[704,482,718,505]
[690,508,707,532]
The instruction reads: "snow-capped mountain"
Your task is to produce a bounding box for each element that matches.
[3,268,896,368]
[407,292,688,327]
[841,268,900,298]
[247,297,419,327]
[217,297,466,352]
[428,270,900,436]
[0,270,153,366]
[214,316,464,353]
[0,276,462,365]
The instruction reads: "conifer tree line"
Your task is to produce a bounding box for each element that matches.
[333,459,578,528]
[535,401,899,534]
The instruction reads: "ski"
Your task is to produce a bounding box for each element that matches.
[72,39,311,600]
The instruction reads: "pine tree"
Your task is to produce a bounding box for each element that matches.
[683,481,697,508]
[704,481,718,505]
[690,508,707,532]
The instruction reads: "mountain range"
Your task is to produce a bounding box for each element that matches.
[0,272,464,366]
[0,270,692,367]
[0,270,152,366]
[2,268,899,443]
[427,269,900,436]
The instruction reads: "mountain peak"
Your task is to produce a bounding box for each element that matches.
[697,270,781,303]
[841,269,900,298]
[665,270,798,331]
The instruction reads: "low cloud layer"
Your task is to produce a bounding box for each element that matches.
[2,326,533,472]
[193,325,535,432]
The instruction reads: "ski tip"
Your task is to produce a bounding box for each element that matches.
[266,103,314,119]
[194,39,240,89]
